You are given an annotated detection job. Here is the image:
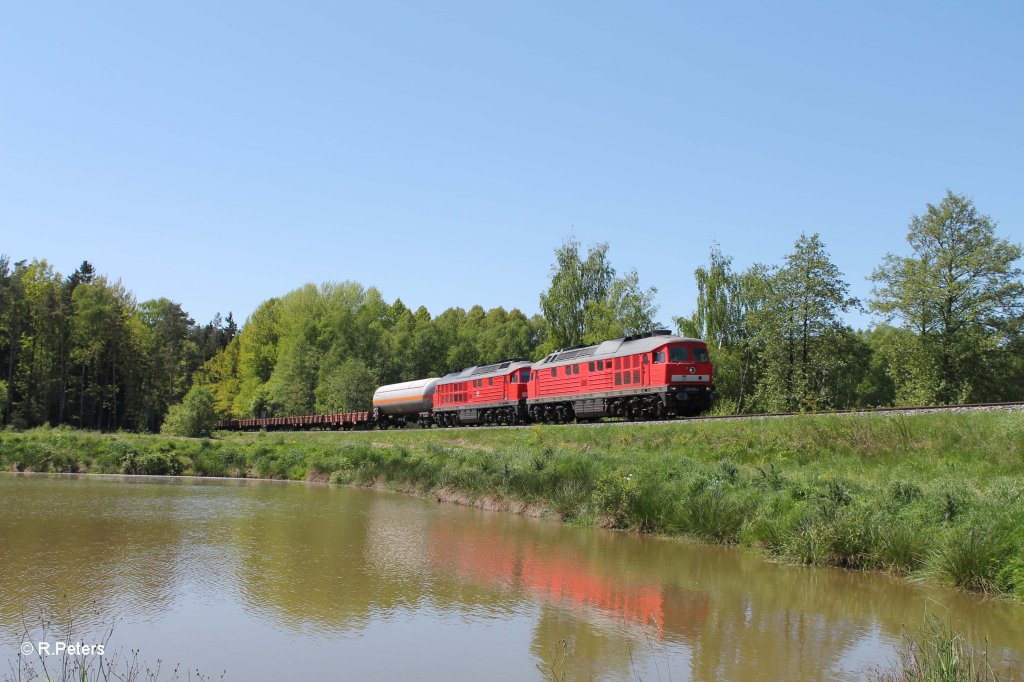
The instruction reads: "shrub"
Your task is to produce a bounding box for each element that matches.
[887,480,924,507]
[592,468,641,528]
[685,486,748,543]
[136,451,188,476]
[875,516,928,574]
[935,484,973,523]
[928,520,1016,593]
[192,449,228,477]
[160,385,217,437]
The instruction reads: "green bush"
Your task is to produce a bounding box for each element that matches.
[928,520,1017,593]
[160,385,217,437]
[192,449,229,477]
[875,516,928,573]
[136,452,188,476]
[592,468,641,528]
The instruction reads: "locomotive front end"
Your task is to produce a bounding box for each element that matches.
[655,341,717,416]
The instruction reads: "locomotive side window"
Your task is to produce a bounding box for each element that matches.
[692,347,710,362]
[643,354,649,365]
[551,368,557,377]
[520,370,531,382]
[669,347,689,362]
[654,351,665,363]
[489,378,493,386]
[510,374,517,384]
[589,362,595,371]
[597,360,604,371]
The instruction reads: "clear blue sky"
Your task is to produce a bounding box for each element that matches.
[3,1,1021,330]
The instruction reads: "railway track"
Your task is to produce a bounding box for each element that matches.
[225,401,1024,434]
[471,400,1024,430]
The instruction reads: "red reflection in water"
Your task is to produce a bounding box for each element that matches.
[428,524,708,640]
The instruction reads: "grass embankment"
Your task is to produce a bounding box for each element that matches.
[2,411,1023,600]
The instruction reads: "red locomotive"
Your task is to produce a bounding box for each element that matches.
[217,330,716,431]
[528,330,715,422]
[432,359,533,427]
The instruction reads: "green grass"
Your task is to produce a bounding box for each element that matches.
[872,614,1011,682]
[3,410,1024,600]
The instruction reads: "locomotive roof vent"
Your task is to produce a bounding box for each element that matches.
[552,344,599,362]
[470,358,530,375]
[623,329,672,342]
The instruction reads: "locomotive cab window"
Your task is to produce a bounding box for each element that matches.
[654,351,665,363]
[669,347,689,362]
[510,374,517,384]
[692,347,710,362]
[520,370,531,382]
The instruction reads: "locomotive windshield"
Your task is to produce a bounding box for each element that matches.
[692,347,709,362]
[669,346,689,362]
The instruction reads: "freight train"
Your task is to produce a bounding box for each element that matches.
[218,330,716,431]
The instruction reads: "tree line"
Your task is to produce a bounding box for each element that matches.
[1,190,1020,433]
[0,258,236,431]
[676,191,1023,411]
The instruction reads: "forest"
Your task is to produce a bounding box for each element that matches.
[1,190,1021,434]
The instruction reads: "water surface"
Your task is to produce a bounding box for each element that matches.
[0,474,1020,680]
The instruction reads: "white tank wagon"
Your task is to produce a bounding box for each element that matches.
[372,377,440,428]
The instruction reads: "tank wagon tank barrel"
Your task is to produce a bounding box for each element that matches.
[371,377,441,429]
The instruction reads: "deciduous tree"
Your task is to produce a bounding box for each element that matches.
[869,191,1023,403]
